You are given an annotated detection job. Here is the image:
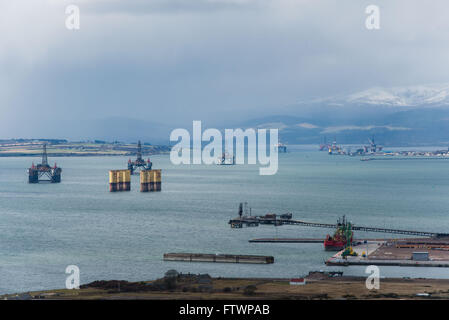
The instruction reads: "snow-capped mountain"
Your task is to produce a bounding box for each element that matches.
[239,83,449,145]
[310,83,449,108]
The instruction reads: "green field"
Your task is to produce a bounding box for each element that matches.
[0,140,170,157]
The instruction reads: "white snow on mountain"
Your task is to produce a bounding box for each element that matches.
[255,122,288,130]
[321,125,410,134]
[297,122,319,129]
[309,83,449,107]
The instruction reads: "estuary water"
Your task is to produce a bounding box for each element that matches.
[1,145,449,294]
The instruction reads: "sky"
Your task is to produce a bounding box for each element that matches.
[1,0,449,140]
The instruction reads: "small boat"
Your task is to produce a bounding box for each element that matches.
[217,152,235,165]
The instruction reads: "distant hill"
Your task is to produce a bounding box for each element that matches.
[237,108,449,146]
[12,83,449,147]
[84,106,449,147]
[307,83,449,108]
[233,83,449,146]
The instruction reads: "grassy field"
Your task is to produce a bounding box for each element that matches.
[0,140,170,157]
[4,275,449,300]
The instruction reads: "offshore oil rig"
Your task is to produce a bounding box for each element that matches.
[217,152,235,165]
[128,141,152,175]
[28,144,62,183]
[365,136,383,153]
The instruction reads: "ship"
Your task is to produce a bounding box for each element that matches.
[327,138,347,155]
[323,216,353,251]
[217,152,235,165]
[275,142,287,153]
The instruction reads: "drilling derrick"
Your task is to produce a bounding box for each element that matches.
[128,140,152,175]
[28,144,62,183]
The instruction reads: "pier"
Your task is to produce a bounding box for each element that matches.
[229,215,449,238]
[326,238,449,267]
[249,238,324,243]
[163,253,274,264]
[248,238,403,243]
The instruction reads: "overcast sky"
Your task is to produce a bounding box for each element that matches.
[1,0,449,139]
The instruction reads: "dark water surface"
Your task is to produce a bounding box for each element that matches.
[1,146,449,294]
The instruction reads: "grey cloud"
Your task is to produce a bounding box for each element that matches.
[80,0,263,15]
[1,0,449,141]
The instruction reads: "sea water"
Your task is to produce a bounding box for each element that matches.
[1,145,449,294]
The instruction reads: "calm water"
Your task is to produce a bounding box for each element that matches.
[1,146,449,294]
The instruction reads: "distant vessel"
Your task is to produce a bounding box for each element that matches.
[327,138,346,155]
[217,152,235,165]
[319,137,330,151]
[355,136,383,155]
[367,136,383,153]
[275,142,287,153]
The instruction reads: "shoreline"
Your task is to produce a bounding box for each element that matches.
[3,274,449,300]
[0,152,170,157]
[0,141,171,157]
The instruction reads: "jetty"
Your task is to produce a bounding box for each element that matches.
[248,238,400,243]
[230,214,449,238]
[163,253,274,264]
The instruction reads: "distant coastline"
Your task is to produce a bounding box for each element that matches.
[0,152,171,157]
[0,139,171,157]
